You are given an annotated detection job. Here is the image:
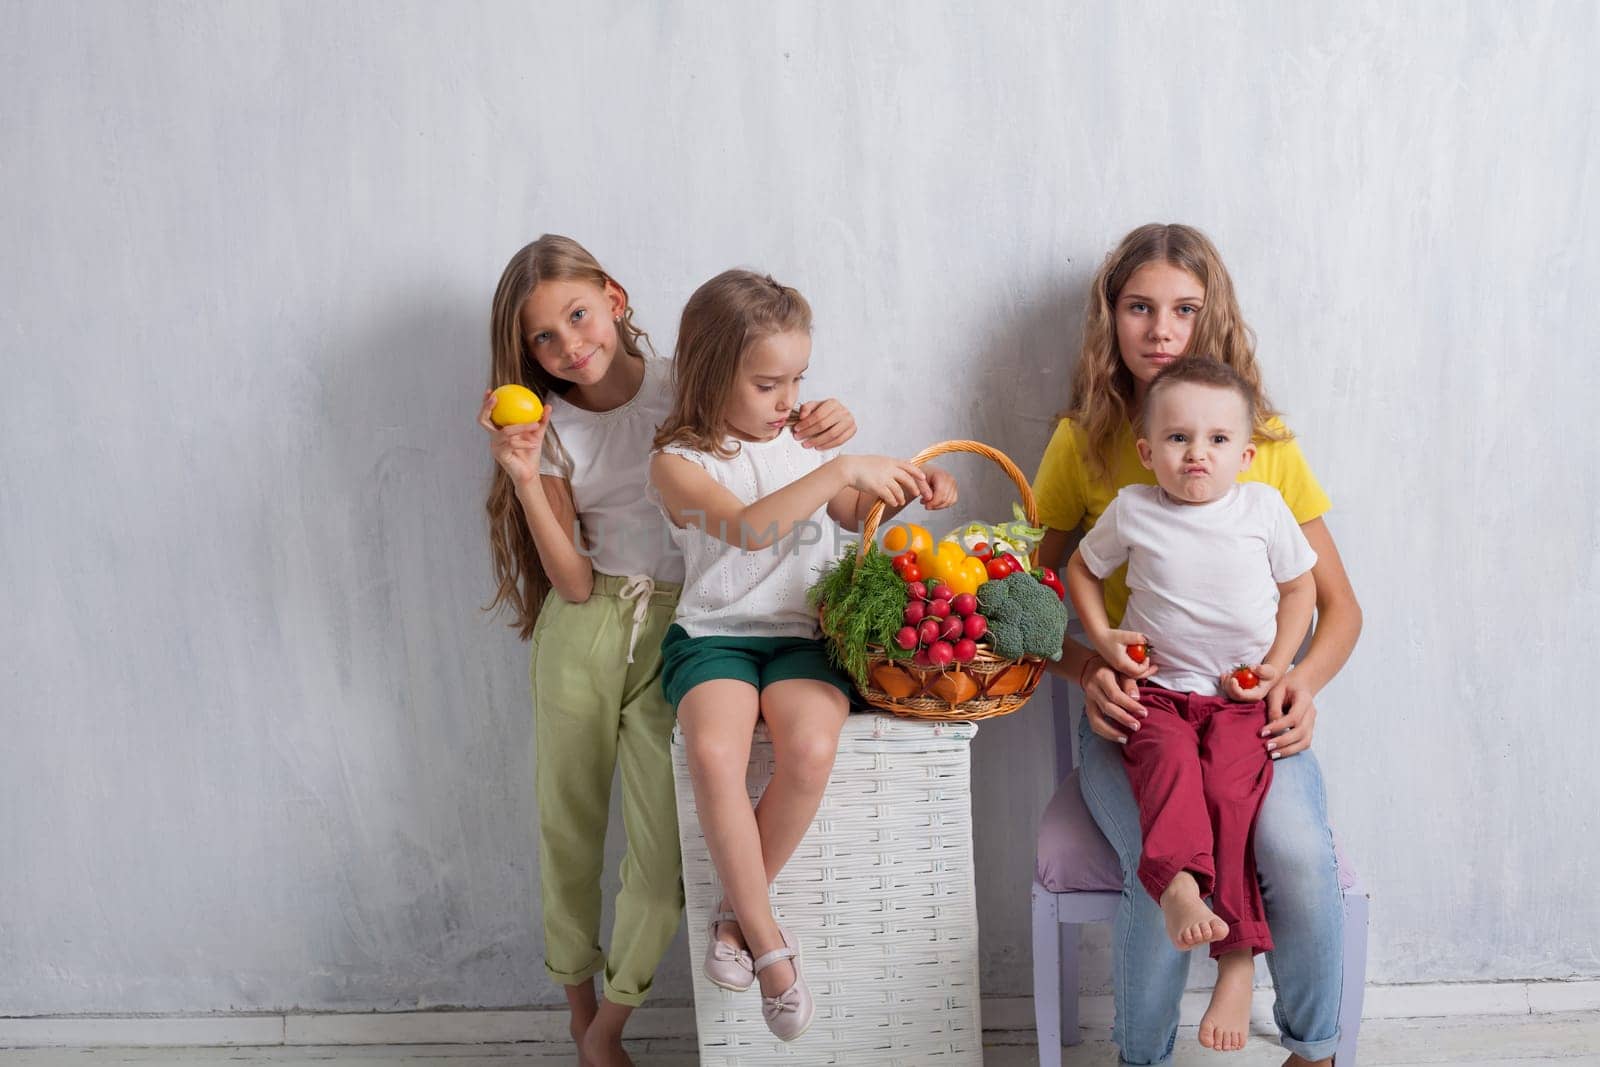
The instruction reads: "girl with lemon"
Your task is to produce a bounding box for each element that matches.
[481,236,857,1066]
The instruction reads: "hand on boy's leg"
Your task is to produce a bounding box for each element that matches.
[1261,675,1321,758]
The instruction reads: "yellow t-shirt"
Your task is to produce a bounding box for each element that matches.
[1032,417,1331,625]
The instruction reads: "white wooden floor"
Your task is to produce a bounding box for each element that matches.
[2,1012,1598,1066]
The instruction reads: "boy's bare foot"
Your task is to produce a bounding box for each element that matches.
[1158,871,1229,950]
[1199,950,1253,1051]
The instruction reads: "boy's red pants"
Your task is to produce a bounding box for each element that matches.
[1122,683,1274,958]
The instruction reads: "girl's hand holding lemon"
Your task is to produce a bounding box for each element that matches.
[479,385,549,489]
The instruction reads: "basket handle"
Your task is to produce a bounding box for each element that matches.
[855,440,1040,569]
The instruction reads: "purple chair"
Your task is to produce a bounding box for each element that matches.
[1031,674,1369,1064]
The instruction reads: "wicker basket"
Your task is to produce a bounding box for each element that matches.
[826,439,1050,722]
[673,713,983,1066]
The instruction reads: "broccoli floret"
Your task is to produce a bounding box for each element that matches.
[976,571,1069,660]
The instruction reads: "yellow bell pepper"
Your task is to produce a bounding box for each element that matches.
[929,542,989,597]
[949,556,989,597]
[927,541,967,592]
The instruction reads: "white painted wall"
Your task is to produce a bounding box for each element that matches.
[3,0,1595,1016]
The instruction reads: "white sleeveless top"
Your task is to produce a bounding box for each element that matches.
[651,432,844,639]
[537,355,684,584]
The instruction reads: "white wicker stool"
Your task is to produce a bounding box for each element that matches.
[671,711,983,1065]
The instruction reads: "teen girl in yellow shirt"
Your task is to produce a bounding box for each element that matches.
[1032,224,1363,1065]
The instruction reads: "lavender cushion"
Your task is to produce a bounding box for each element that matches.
[1035,770,1123,892]
[1036,770,1361,894]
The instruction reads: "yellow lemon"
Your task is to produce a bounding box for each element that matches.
[490,384,543,426]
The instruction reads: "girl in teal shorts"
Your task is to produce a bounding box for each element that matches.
[648,268,957,1041]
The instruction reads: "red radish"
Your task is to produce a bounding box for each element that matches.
[918,619,943,645]
[953,638,977,662]
[894,626,919,650]
[929,598,951,619]
[951,592,977,616]
[963,614,988,640]
[928,583,952,603]
[913,649,932,666]
[927,640,955,665]
[940,617,964,643]
[903,601,926,625]
[906,581,928,600]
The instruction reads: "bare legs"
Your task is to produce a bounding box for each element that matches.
[679,678,848,997]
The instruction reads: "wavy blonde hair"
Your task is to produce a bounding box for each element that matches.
[484,234,654,639]
[653,269,812,458]
[1066,223,1286,483]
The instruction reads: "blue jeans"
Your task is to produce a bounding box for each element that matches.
[1077,714,1343,1064]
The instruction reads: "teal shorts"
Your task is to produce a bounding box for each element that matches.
[659,624,853,709]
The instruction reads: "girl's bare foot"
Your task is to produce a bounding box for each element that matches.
[1158,871,1229,950]
[578,999,636,1067]
[1199,949,1254,1051]
[578,1029,635,1067]
[564,981,598,1065]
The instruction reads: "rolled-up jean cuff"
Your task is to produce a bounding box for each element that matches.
[602,974,651,1008]
[1281,1032,1340,1062]
[545,957,605,988]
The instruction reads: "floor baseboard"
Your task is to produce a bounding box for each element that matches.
[2,980,1596,1049]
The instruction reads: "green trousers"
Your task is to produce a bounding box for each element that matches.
[530,573,684,1007]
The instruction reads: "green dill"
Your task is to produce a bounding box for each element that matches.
[810,543,912,686]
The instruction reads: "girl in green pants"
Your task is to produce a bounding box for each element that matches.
[481,235,857,1067]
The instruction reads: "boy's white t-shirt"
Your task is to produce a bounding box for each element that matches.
[537,355,684,585]
[650,432,844,640]
[1078,482,1317,697]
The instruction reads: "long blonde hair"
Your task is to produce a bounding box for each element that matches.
[653,269,812,458]
[484,234,654,639]
[1066,223,1285,482]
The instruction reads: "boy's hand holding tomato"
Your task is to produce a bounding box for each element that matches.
[1220,662,1280,702]
[1093,629,1158,680]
